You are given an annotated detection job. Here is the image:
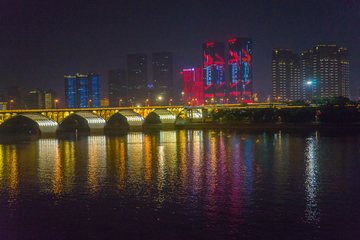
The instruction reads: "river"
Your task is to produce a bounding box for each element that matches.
[0,129,359,239]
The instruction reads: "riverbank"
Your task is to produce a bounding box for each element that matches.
[175,122,360,132]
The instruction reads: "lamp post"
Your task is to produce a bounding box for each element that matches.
[119,99,122,107]
[88,99,92,108]
[54,99,58,109]
[9,100,13,110]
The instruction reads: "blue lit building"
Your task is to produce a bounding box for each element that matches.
[64,73,101,109]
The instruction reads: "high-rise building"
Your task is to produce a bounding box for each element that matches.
[301,49,314,100]
[152,52,173,105]
[27,89,57,109]
[44,89,57,109]
[28,89,44,109]
[127,54,148,106]
[305,44,349,99]
[203,42,225,104]
[272,49,300,102]
[108,69,127,107]
[8,86,21,110]
[183,68,204,106]
[64,73,101,109]
[228,38,252,103]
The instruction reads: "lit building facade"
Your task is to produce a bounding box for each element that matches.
[183,68,204,106]
[28,89,57,109]
[305,44,349,99]
[228,38,252,103]
[127,54,148,106]
[64,73,101,109]
[301,49,314,100]
[108,69,127,107]
[203,42,225,104]
[152,52,173,106]
[272,49,300,102]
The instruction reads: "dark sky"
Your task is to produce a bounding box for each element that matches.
[1,0,359,107]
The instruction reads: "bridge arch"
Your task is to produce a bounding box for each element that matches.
[145,109,176,126]
[57,111,105,134]
[105,110,144,133]
[0,113,58,135]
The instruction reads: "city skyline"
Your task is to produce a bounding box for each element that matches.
[1,1,359,107]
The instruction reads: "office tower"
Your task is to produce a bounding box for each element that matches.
[301,49,314,101]
[88,73,101,108]
[152,52,173,105]
[228,38,252,103]
[64,73,101,109]
[108,69,127,107]
[203,42,225,104]
[309,44,349,99]
[44,89,57,109]
[127,54,148,106]
[183,68,204,106]
[272,49,300,102]
[8,86,21,110]
[28,89,44,109]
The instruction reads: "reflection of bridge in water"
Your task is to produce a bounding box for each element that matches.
[0,103,312,135]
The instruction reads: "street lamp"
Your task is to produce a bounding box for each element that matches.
[119,99,122,107]
[88,99,92,108]
[54,99,58,109]
[9,100,13,110]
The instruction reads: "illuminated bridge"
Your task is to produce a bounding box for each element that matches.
[0,103,321,135]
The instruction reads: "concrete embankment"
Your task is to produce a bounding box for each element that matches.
[175,122,360,132]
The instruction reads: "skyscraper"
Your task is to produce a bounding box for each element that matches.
[272,49,300,102]
[28,89,44,109]
[108,69,127,107]
[127,54,148,106]
[88,73,101,108]
[183,68,204,106]
[228,38,252,103]
[152,52,173,105]
[305,44,349,99]
[301,49,313,100]
[64,73,101,109]
[8,86,21,110]
[203,42,225,104]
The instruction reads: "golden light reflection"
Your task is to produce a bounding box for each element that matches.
[177,130,187,186]
[0,145,3,187]
[304,136,320,224]
[61,141,75,194]
[38,139,61,195]
[127,132,144,190]
[87,136,107,196]
[8,146,19,208]
[144,134,152,185]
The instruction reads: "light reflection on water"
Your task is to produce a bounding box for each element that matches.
[304,134,320,224]
[0,130,359,238]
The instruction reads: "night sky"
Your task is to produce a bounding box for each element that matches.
[1,0,359,107]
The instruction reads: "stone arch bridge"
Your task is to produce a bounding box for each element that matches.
[0,106,185,125]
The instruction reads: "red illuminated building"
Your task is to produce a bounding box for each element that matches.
[203,42,226,104]
[228,38,252,103]
[183,68,204,106]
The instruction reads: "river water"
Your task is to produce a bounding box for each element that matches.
[0,129,359,239]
